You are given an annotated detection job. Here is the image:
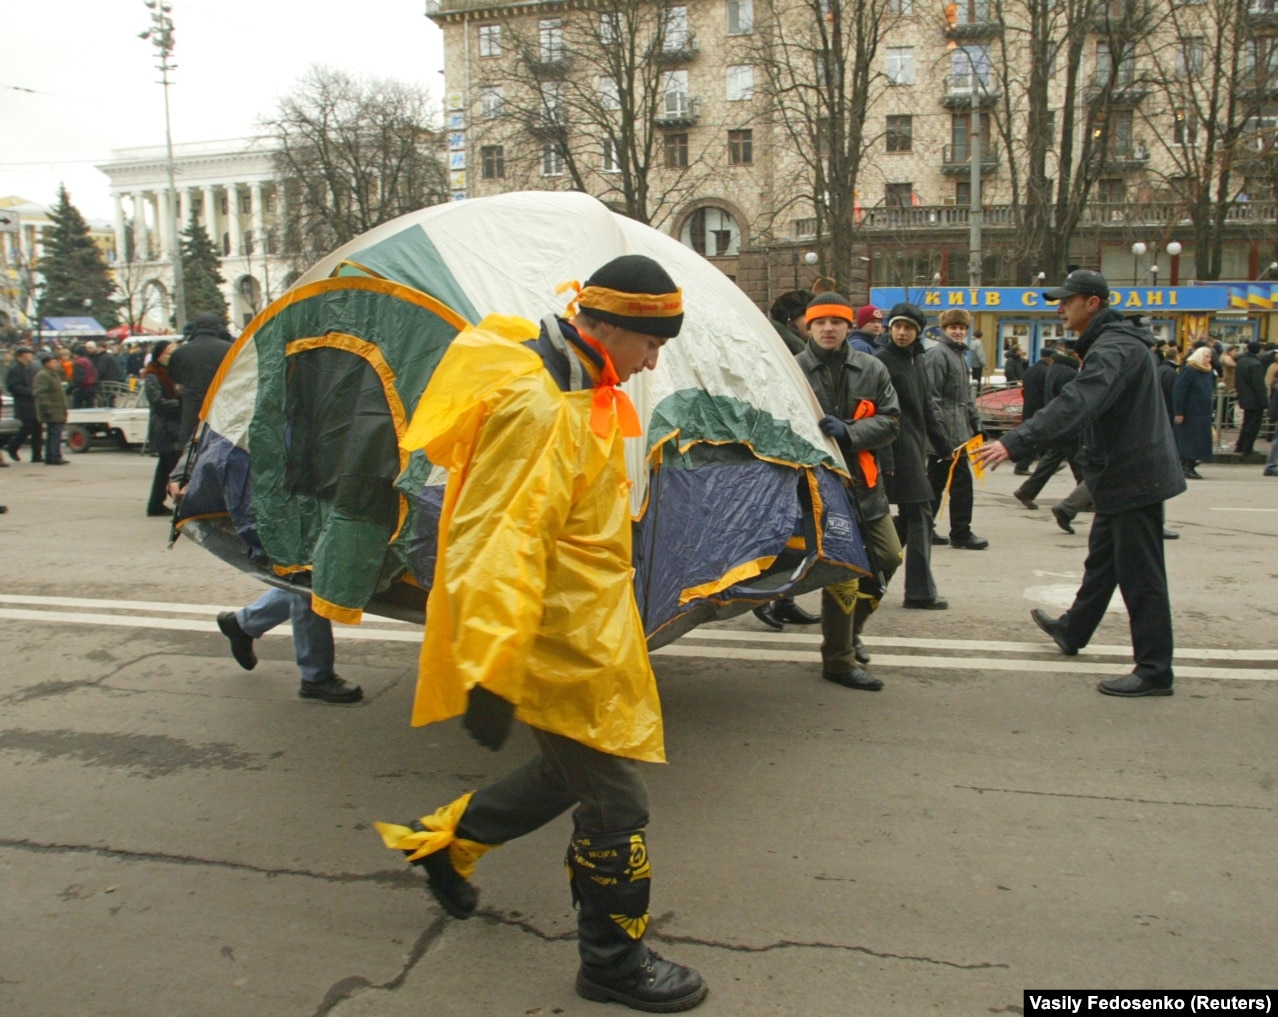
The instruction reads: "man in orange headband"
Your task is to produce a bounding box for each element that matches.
[795,291,902,690]
[379,254,707,1013]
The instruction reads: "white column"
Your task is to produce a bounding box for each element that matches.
[251,182,265,251]
[202,185,217,248]
[227,183,244,257]
[112,195,126,263]
[158,189,173,259]
[132,192,150,261]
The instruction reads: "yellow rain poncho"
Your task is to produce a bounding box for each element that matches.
[401,317,665,763]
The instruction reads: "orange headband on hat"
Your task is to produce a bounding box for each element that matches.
[575,284,683,318]
[805,303,856,326]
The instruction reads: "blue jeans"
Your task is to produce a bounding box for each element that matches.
[1265,439,1278,474]
[44,423,63,464]
[236,588,334,683]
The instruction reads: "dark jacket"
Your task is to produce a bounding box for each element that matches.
[142,365,184,453]
[32,365,69,424]
[848,328,878,355]
[1020,356,1050,420]
[90,350,125,385]
[1000,309,1186,514]
[167,333,233,443]
[1157,360,1178,429]
[796,338,901,521]
[1004,351,1027,384]
[1173,365,1216,463]
[924,337,980,453]
[5,359,38,421]
[1035,349,1083,455]
[1234,352,1267,411]
[876,339,950,505]
[770,319,806,356]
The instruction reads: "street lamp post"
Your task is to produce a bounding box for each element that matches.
[1131,241,1147,286]
[139,0,187,329]
[1166,241,1182,286]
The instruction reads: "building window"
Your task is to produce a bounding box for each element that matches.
[1177,36,1204,76]
[220,196,229,215]
[542,144,565,176]
[662,5,690,50]
[478,24,501,57]
[681,206,741,256]
[264,194,276,214]
[481,145,505,179]
[599,76,621,110]
[885,183,915,207]
[539,19,564,62]
[729,128,753,164]
[1173,108,1199,146]
[1244,36,1278,80]
[793,217,817,238]
[886,115,913,152]
[888,0,913,12]
[1096,178,1125,203]
[886,47,915,85]
[600,12,622,43]
[663,70,690,115]
[480,86,503,118]
[726,64,754,100]
[1105,109,1134,156]
[664,132,689,168]
[950,112,991,160]
[603,137,621,173]
[241,194,252,214]
[1095,40,1134,86]
[951,45,992,91]
[541,81,565,125]
[727,0,753,34]
[954,180,971,206]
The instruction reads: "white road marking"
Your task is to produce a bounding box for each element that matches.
[0,593,413,624]
[1208,507,1278,512]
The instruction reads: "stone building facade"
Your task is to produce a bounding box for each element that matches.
[96,139,296,330]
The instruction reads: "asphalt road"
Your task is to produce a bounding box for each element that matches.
[1,450,1275,1017]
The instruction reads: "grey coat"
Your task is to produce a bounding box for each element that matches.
[32,366,69,424]
[796,338,901,521]
[924,338,980,453]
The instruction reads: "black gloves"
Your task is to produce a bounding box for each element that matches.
[463,686,515,751]
[818,414,849,440]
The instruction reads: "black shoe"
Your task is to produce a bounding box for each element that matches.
[408,835,479,919]
[1013,466,1032,476]
[147,506,170,517]
[0,505,7,513]
[216,611,257,670]
[46,460,69,466]
[576,949,708,1013]
[7,445,19,462]
[1163,529,1179,540]
[931,531,949,546]
[1264,469,1278,477]
[950,533,989,550]
[1184,467,1203,479]
[903,596,948,610]
[823,668,883,691]
[1013,489,1038,510]
[753,603,784,631]
[854,635,870,665]
[1051,506,1075,534]
[1097,673,1173,698]
[774,599,820,625]
[298,674,363,703]
[1031,608,1077,656]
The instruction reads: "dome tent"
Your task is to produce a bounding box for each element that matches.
[174,191,869,648]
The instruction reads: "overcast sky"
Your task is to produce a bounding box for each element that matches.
[0,0,445,222]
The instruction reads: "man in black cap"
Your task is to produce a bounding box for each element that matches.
[1233,341,1267,456]
[795,291,902,688]
[168,313,234,447]
[973,270,1186,697]
[6,347,43,462]
[377,255,707,1013]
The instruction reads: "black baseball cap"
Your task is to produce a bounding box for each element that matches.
[1043,269,1110,302]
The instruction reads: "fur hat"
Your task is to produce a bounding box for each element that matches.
[885,302,926,333]
[805,292,856,325]
[938,308,972,329]
[577,255,683,339]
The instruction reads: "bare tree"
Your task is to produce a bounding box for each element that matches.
[112,251,166,332]
[753,0,900,292]
[1138,0,1274,279]
[261,67,450,263]
[471,0,717,226]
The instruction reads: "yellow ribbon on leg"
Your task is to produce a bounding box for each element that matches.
[374,792,497,878]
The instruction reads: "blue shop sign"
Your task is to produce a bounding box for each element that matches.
[869,285,1255,313]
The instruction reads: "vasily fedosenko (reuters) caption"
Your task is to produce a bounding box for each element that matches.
[1025,991,1275,1014]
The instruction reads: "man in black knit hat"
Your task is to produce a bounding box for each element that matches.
[795,291,902,689]
[377,254,707,1012]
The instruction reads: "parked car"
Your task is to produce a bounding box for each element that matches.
[64,381,150,453]
[976,384,1024,436]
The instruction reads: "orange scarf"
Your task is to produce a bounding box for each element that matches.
[575,330,642,439]
[850,399,878,488]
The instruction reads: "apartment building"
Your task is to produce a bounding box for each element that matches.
[427,0,1278,317]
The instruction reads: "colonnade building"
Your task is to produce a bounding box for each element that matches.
[97,139,297,329]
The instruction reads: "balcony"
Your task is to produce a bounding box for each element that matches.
[945,3,1003,41]
[849,199,1274,233]
[651,38,699,65]
[940,73,1000,108]
[1091,1,1153,37]
[1100,143,1151,172]
[941,143,1001,175]
[654,95,700,128]
[1239,74,1278,101]
[527,113,568,139]
[526,53,574,78]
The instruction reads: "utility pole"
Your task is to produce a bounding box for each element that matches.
[139,0,187,328]
[968,50,982,289]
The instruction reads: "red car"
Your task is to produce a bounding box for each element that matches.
[975,385,1024,435]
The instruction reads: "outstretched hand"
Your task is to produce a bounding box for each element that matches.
[971,439,1011,470]
[463,686,515,751]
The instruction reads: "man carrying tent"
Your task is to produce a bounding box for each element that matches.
[375,255,707,1013]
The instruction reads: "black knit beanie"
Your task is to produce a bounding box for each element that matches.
[578,255,684,339]
[804,292,856,325]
